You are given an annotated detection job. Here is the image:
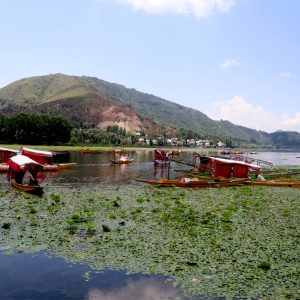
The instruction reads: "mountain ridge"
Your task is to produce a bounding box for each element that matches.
[0,73,299,147]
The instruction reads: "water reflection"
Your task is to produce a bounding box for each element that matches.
[153,163,170,179]
[0,251,184,300]
[86,278,182,300]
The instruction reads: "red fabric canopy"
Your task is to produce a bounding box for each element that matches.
[7,155,43,172]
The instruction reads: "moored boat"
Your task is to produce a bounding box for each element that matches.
[79,149,99,153]
[110,157,135,164]
[21,147,76,171]
[56,162,77,170]
[7,155,44,194]
[153,149,170,164]
[111,149,134,164]
[251,180,300,188]
[136,177,251,188]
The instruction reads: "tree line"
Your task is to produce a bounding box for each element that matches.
[0,113,72,145]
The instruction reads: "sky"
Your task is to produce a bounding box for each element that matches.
[0,0,299,133]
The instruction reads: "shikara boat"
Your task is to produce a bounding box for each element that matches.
[136,177,251,188]
[110,157,135,164]
[7,155,44,194]
[111,149,134,164]
[42,162,77,171]
[251,180,300,188]
[12,182,43,194]
[56,162,77,170]
[153,149,170,164]
[79,149,99,153]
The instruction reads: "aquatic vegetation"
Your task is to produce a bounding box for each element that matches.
[0,184,299,299]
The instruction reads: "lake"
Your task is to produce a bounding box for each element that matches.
[8,149,300,187]
[0,149,299,300]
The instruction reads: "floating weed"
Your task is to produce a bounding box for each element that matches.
[258,262,271,271]
[66,214,86,225]
[87,198,95,203]
[108,213,117,219]
[66,225,78,235]
[29,206,38,214]
[162,201,171,208]
[86,222,96,234]
[30,220,38,227]
[50,194,61,204]
[200,212,217,225]
[112,196,122,207]
[136,197,144,204]
[98,196,109,201]
[1,184,299,299]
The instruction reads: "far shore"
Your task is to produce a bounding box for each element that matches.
[1,144,299,152]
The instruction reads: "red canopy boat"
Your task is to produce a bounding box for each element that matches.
[20,147,53,164]
[153,149,170,164]
[7,155,44,194]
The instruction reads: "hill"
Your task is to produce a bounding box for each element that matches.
[0,73,299,148]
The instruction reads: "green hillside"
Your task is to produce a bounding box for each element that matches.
[0,73,299,148]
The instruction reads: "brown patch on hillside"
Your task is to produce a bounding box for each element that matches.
[37,93,161,133]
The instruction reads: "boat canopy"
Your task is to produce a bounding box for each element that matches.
[7,155,43,172]
[21,147,53,164]
[154,149,168,161]
[0,147,19,163]
[209,157,261,178]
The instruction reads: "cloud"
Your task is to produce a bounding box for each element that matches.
[281,112,300,129]
[206,96,300,132]
[116,0,237,18]
[220,59,239,69]
[278,71,292,78]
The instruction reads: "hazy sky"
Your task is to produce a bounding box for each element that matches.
[1,0,299,132]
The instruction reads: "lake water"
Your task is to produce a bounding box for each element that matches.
[4,149,299,187]
[0,149,299,299]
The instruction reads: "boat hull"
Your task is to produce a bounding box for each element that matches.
[110,159,134,164]
[251,180,300,188]
[136,178,250,188]
[12,182,43,194]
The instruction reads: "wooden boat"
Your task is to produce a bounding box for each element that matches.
[111,149,134,164]
[56,162,77,170]
[110,157,134,164]
[251,180,300,188]
[12,182,43,194]
[79,149,99,153]
[7,155,44,194]
[21,147,53,164]
[42,162,77,171]
[136,177,251,188]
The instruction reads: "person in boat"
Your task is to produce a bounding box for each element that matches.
[7,170,23,184]
[119,155,129,162]
[22,169,36,185]
[256,173,266,181]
